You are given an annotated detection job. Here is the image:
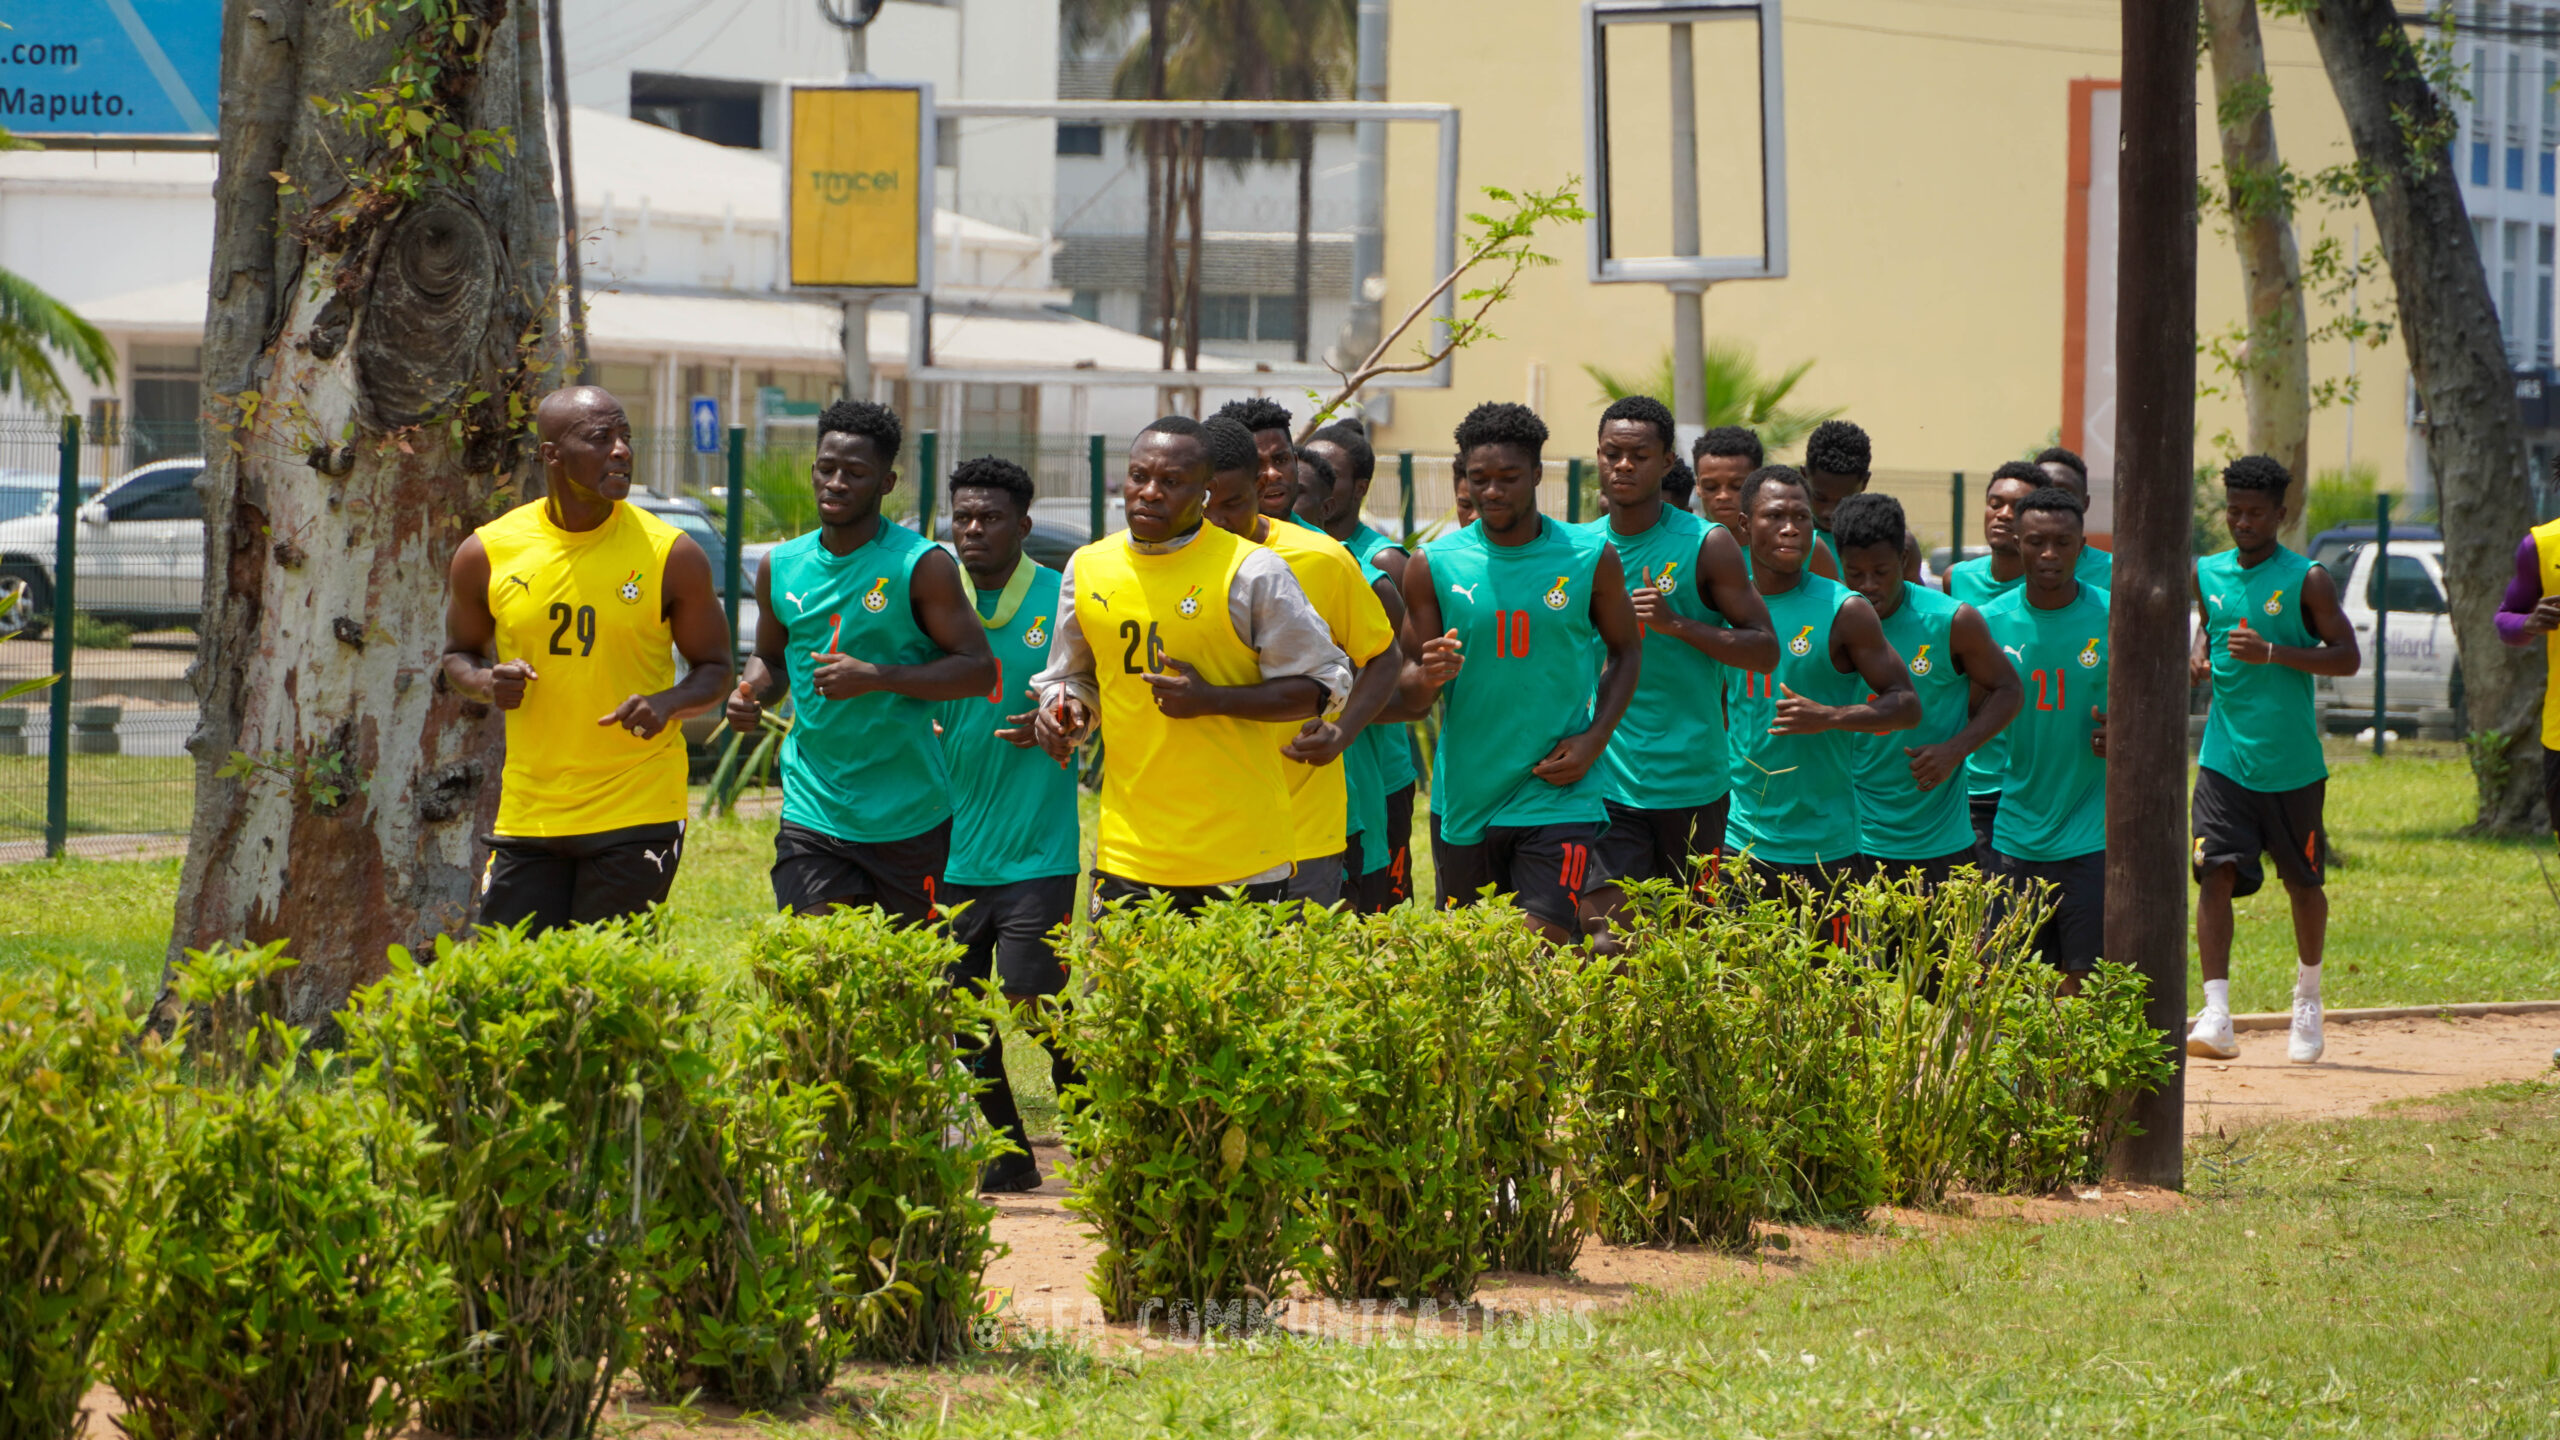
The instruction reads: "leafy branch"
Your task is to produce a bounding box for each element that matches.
[1302,179,1590,435]
[218,747,365,809]
[312,0,516,204]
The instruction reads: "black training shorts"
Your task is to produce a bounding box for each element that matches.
[1591,796,1730,893]
[1865,848,1988,890]
[1089,870,1290,919]
[2191,766,2327,898]
[1987,849,2106,973]
[1968,791,2001,868]
[1431,812,1601,933]
[1353,782,1418,913]
[2545,746,2560,841]
[944,874,1078,998]
[771,819,950,925]
[479,820,685,936]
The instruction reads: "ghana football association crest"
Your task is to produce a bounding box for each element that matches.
[1178,584,1203,617]
[861,577,891,612]
[1543,574,1572,610]
[2263,588,2286,616]
[2077,637,2102,668]
[617,568,644,604]
[1909,643,1933,677]
[1787,624,1815,657]
[1022,615,1050,648]
[1651,562,1680,595]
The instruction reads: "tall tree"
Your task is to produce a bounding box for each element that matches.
[2202,0,2312,525]
[168,0,562,1027]
[2298,0,2543,831]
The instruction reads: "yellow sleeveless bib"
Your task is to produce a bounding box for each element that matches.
[2535,519,2560,747]
[1072,525,1287,886]
[478,499,687,836]
[1257,520,1394,862]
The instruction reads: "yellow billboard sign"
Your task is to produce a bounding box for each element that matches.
[788,85,928,290]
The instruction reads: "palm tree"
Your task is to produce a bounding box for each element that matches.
[1583,341,1840,455]
[0,132,114,411]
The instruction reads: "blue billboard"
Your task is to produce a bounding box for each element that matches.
[0,0,219,138]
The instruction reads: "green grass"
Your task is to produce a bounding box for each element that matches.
[2,753,2552,1022]
[879,1080,2560,1439]
[0,753,195,838]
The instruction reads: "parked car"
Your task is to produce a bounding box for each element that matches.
[2313,538,2461,733]
[2308,521,2439,589]
[0,458,204,639]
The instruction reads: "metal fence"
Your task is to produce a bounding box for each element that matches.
[0,416,203,856]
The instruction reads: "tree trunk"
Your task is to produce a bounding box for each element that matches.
[2203,0,2311,536]
[1293,121,1313,364]
[1183,122,1206,381]
[170,0,562,1028]
[2302,0,2544,832]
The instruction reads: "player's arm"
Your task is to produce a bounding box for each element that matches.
[2189,565,2212,685]
[1636,525,1778,672]
[1531,547,1643,787]
[598,536,731,740]
[1368,544,1410,595]
[1905,603,2022,792]
[1394,549,1462,712]
[1288,573,1407,760]
[440,534,535,709]
[2229,563,2358,677]
[1771,596,1918,735]
[807,548,998,702]
[2498,534,2560,642]
[1147,550,1340,723]
[1029,555,1099,762]
[725,551,794,731]
[1365,573,1434,724]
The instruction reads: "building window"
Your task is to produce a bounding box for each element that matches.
[128,344,201,464]
[2540,224,2556,366]
[2505,221,2529,364]
[629,73,763,149]
[1067,290,1101,321]
[937,116,960,166]
[2473,41,2495,183]
[1254,295,1301,346]
[1199,293,1254,341]
[1057,124,1104,156]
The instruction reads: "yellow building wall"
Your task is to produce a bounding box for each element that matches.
[1372,3,2407,510]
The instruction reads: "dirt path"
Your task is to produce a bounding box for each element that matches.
[2183,1009,2560,1135]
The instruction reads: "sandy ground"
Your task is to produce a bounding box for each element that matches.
[68,1008,2560,1436]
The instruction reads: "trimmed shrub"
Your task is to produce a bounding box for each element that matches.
[1307,904,1513,1301]
[106,946,449,1440]
[1057,898,1354,1323]
[0,966,167,1440]
[747,910,1001,1363]
[344,920,712,1440]
[1478,927,1603,1276]
[1965,960,2177,1192]
[630,1006,851,1407]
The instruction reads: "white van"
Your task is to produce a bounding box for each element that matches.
[2312,538,2462,733]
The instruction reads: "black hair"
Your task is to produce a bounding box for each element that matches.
[2221,452,2291,502]
[1661,456,1696,510]
[1199,414,1261,476]
[2034,445,2089,483]
[817,398,902,463]
[1295,447,1340,496]
[1216,396,1294,436]
[1830,492,1907,554]
[1742,463,1809,513]
[1803,419,1871,478]
[948,455,1034,513]
[1990,459,2045,487]
[2017,485,2086,525]
[1453,401,1549,466]
[1312,422,1376,483]
[1136,414,1210,478]
[1599,393,1676,453]
[1694,425,1765,468]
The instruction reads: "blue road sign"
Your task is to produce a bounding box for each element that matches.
[0,0,221,138]
[691,397,721,454]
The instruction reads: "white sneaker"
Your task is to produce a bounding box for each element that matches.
[2288,996,2325,1064]
[2186,1009,2239,1060]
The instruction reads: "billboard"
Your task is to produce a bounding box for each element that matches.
[785,82,932,293]
[0,0,219,139]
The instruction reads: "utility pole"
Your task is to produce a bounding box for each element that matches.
[2107,0,2195,1190]
[1667,23,1706,448]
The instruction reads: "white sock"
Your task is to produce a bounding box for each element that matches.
[2203,979,2231,1017]
[2296,963,2322,1004]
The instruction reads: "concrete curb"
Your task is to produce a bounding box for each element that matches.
[2216,999,2560,1033]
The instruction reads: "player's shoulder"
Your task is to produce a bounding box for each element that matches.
[1975,586,2027,623]
[1551,514,1613,559]
[1424,522,1483,559]
[1902,579,1961,618]
[768,529,824,564]
[474,497,552,542]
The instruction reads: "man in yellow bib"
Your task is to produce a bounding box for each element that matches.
[1199,414,1402,908]
[442,385,733,933]
[1031,416,1352,912]
[2496,507,2560,837]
